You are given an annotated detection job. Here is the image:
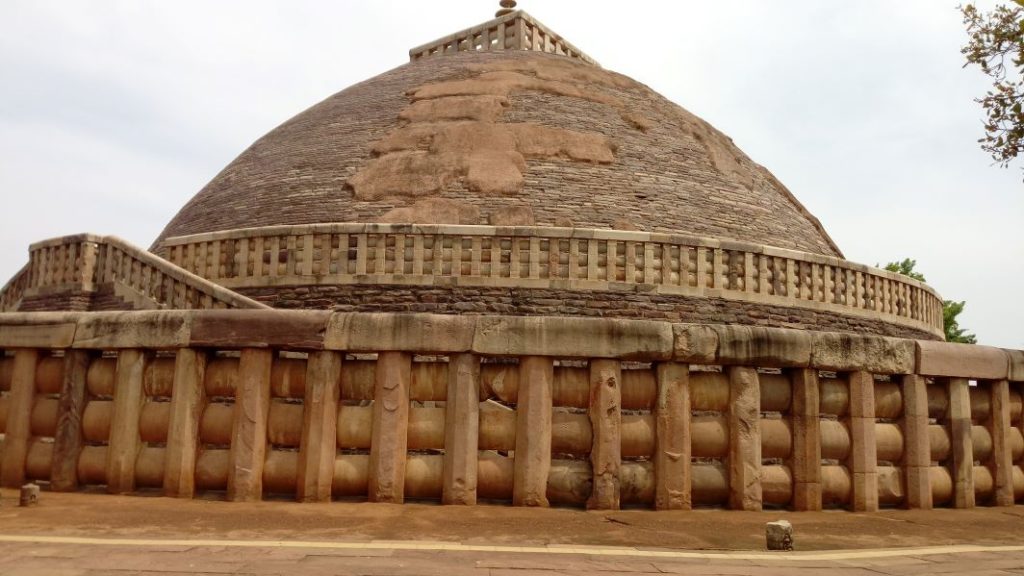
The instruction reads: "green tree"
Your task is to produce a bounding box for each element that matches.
[960,1,1024,176]
[882,259,977,344]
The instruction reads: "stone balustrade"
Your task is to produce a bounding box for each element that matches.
[0,310,1020,510]
[0,234,268,312]
[408,10,598,66]
[0,264,28,312]
[161,224,944,338]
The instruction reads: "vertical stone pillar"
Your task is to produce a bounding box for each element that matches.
[368,351,411,503]
[513,356,552,507]
[50,350,92,491]
[443,353,480,505]
[988,379,1014,506]
[790,368,821,511]
[728,366,761,511]
[654,362,690,510]
[1,350,39,488]
[587,359,621,510]
[227,349,273,502]
[847,371,878,512]
[900,374,932,509]
[947,377,975,508]
[297,351,342,503]
[164,348,208,498]
[107,349,148,494]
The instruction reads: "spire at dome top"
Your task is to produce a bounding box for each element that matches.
[409,2,598,66]
[496,0,518,18]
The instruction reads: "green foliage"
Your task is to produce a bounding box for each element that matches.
[881,259,977,344]
[883,258,927,282]
[960,1,1024,176]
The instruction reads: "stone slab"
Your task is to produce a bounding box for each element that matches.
[810,332,915,374]
[671,324,716,364]
[190,310,329,350]
[0,313,78,348]
[1007,349,1024,382]
[326,313,474,353]
[73,311,192,349]
[711,325,811,367]
[474,316,672,360]
[916,341,1008,379]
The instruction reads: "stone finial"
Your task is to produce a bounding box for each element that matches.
[496,0,517,17]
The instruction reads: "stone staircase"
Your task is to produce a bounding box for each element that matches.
[0,234,269,312]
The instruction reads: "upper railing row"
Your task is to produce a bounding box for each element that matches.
[161,224,945,337]
[0,234,268,312]
[408,10,598,66]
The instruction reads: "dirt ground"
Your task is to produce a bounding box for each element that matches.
[2,488,1024,552]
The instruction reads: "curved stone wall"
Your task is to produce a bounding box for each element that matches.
[0,310,1021,511]
[161,224,944,338]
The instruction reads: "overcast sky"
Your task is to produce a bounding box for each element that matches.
[0,1,1020,348]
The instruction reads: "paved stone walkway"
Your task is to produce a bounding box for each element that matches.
[1,535,1023,575]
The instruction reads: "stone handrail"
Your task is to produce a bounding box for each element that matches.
[0,310,1020,511]
[4,234,269,311]
[408,10,598,66]
[161,223,944,337]
[0,264,29,312]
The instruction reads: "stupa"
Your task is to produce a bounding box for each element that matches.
[0,3,1019,514]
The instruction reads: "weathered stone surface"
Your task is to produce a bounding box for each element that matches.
[900,374,932,510]
[239,284,940,342]
[227,349,273,502]
[379,198,480,225]
[326,313,474,353]
[810,332,915,374]
[474,316,672,360]
[513,356,552,507]
[728,366,761,511]
[50,350,91,492]
[587,359,621,511]
[1006,349,1024,382]
[107,350,149,495]
[671,324,717,364]
[297,351,342,503]
[0,350,38,488]
[442,353,480,505]
[0,313,78,348]
[790,368,821,511]
[368,352,411,503]
[711,325,811,367]
[988,380,1014,507]
[19,483,39,507]
[916,341,1008,379]
[73,311,192,349]
[765,520,793,551]
[488,206,536,226]
[947,378,975,509]
[654,362,691,510]
[163,349,207,499]
[190,310,329,350]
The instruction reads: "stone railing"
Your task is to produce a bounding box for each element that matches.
[0,310,1020,511]
[408,10,598,66]
[161,224,944,337]
[0,264,29,312]
[0,234,269,312]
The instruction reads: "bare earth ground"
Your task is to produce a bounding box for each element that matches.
[2,489,1024,575]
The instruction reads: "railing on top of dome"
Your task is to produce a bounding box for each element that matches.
[408,9,598,67]
[0,234,269,312]
[159,223,945,337]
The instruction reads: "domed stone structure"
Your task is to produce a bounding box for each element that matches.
[156,50,841,258]
[0,3,945,341]
[0,2,1021,518]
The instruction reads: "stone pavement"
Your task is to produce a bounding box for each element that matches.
[1,535,1023,576]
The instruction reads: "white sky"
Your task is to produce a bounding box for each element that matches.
[0,0,1020,348]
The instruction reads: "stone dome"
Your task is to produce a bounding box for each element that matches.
[154,50,841,258]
